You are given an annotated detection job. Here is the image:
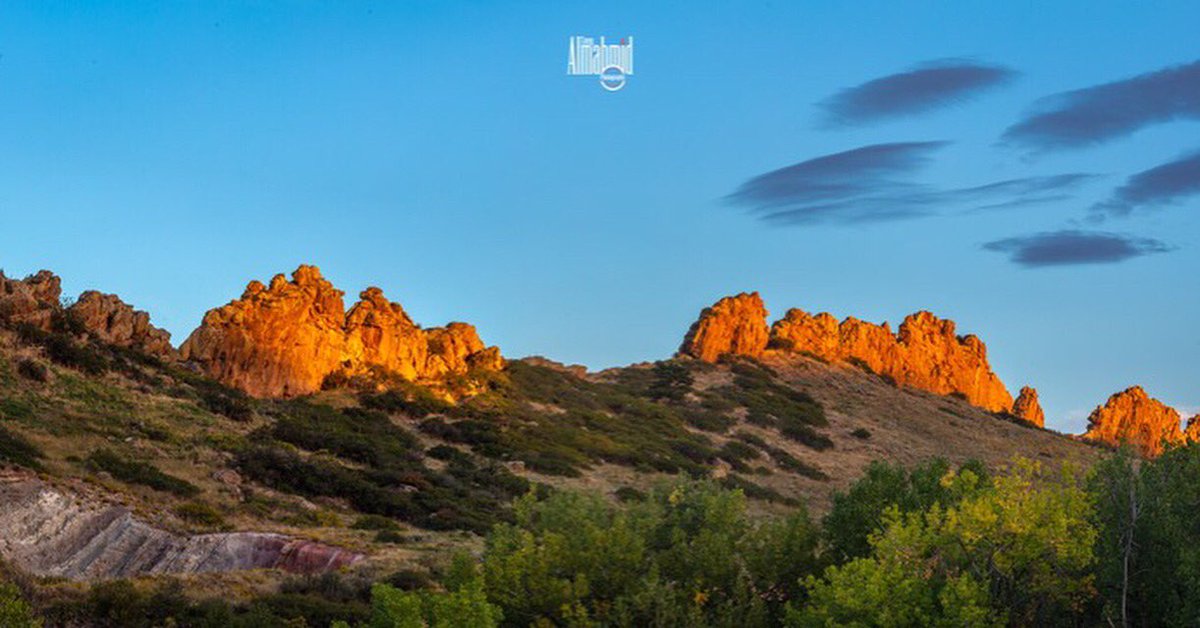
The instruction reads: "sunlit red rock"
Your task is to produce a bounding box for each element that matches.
[1083,386,1184,457]
[1186,415,1200,443]
[181,265,503,398]
[769,307,1014,412]
[180,265,348,397]
[1012,386,1045,427]
[678,293,770,362]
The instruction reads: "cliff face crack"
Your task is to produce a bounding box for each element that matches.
[0,473,362,580]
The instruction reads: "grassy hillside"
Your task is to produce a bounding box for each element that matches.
[0,314,1112,624]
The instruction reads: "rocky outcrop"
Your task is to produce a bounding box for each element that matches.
[679,295,1017,413]
[180,266,348,397]
[181,265,503,398]
[1,271,175,358]
[678,293,770,362]
[67,291,174,358]
[1083,386,1184,457]
[1012,386,1045,427]
[769,308,1014,412]
[0,270,62,330]
[0,472,361,580]
[1185,415,1200,443]
[343,288,502,382]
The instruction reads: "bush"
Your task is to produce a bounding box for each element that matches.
[195,382,253,422]
[16,324,108,375]
[351,514,401,531]
[365,579,501,628]
[822,458,989,563]
[850,427,872,439]
[374,529,407,544]
[480,479,819,626]
[87,449,199,497]
[174,501,227,528]
[15,359,48,383]
[361,385,454,417]
[0,425,44,470]
[0,581,40,628]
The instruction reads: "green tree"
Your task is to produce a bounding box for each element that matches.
[1087,447,1142,626]
[822,458,990,563]
[795,460,1095,627]
[366,579,502,628]
[0,582,41,628]
[480,480,820,627]
[1103,442,1200,626]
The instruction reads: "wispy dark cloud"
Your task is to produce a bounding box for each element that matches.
[1003,60,1200,150]
[1092,151,1200,218]
[982,230,1173,267]
[727,142,1097,225]
[728,141,945,223]
[820,60,1016,126]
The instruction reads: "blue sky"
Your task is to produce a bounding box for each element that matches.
[1,1,1197,432]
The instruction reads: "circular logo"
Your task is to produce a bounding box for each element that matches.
[599,65,627,92]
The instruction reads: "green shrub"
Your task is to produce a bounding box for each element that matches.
[15,324,108,375]
[822,458,990,563]
[614,486,646,502]
[0,581,40,628]
[367,580,501,628]
[0,425,44,470]
[352,514,401,531]
[361,384,454,417]
[851,427,872,439]
[16,360,48,383]
[480,479,819,626]
[374,529,407,544]
[86,449,199,497]
[778,416,835,451]
[174,501,227,528]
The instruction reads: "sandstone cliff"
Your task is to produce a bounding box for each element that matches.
[678,292,769,362]
[181,265,503,398]
[1012,386,1045,427]
[0,472,360,580]
[1083,386,1184,457]
[678,294,1020,414]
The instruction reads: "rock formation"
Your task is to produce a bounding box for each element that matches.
[1187,415,1200,443]
[67,291,174,358]
[680,295,1017,413]
[1012,386,1045,427]
[678,293,770,362]
[181,265,503,398]
[1,270,174,358]
[1083,386,1184,457]
[0,270,62,330]
[769,308,1014,412]
[0,472,361,580]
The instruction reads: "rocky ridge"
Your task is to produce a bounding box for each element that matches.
[0,471,361,580]
[180,265,503,398]
[679,293,1031,417]
[0,270,174,358]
